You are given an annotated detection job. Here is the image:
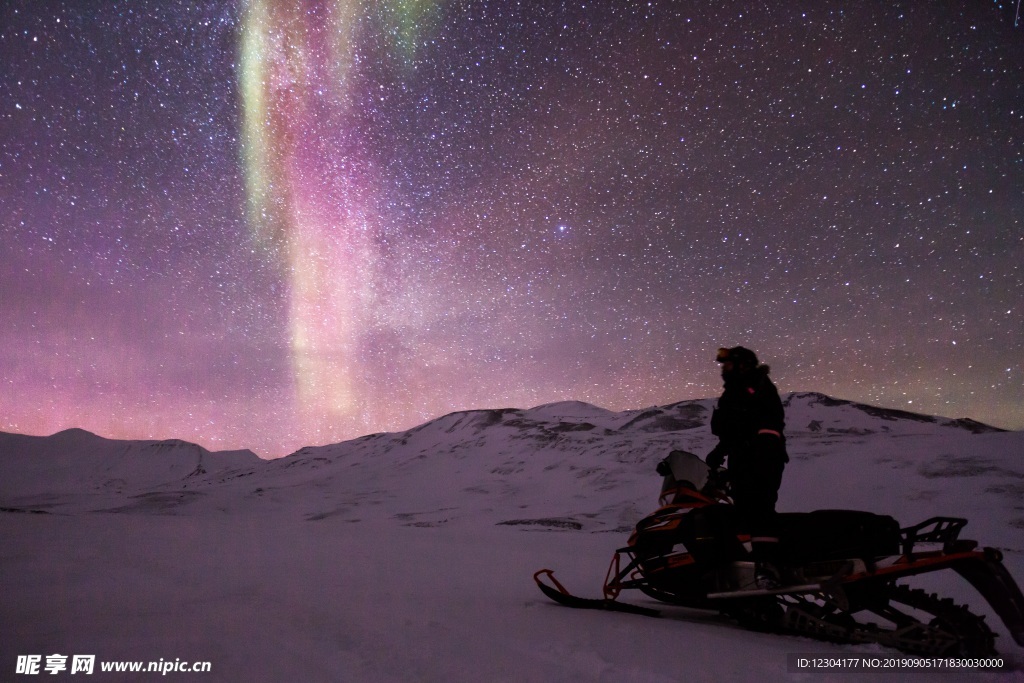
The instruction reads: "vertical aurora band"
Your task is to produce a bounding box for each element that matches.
[239,0,441,442]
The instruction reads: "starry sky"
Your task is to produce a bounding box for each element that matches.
[2,1,1022,457]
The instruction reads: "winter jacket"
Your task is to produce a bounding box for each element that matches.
[709,365,788,465]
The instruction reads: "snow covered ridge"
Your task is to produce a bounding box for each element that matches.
[0,428,260,513]
[782,392,1006,435]
[0,392,1018,530]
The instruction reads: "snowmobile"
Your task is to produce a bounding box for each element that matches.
[534,450,1024,656]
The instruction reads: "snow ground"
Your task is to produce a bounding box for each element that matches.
[2,393,1022,681]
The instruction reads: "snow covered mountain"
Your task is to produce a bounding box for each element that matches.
[1,393,1022,681]
[0,428,259,516]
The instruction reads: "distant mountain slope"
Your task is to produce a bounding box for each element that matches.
[0,428,259,511]
[783,392,1006,435]
[1,393,1017,539]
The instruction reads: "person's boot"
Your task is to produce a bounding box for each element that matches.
[752,539,784,589]
[754,562,781,589]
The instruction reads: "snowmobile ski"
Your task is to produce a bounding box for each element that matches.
[533,570,661,617]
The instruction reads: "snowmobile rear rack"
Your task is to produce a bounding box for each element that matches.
[900,517,970,557]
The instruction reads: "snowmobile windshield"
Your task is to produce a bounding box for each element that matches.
[659,450,709,499]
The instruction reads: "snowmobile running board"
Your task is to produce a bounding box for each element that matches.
[705,582,826,599]
[536,569,837,613]
[533,570,661,617]
[706,559,855,601]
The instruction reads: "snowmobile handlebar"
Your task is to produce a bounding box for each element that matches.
[655,450,731,506]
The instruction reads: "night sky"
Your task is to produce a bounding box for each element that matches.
[2,1,1022,457]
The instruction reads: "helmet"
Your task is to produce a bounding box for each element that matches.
[715,346,759,368]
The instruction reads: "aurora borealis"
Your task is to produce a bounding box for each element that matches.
[2,1,1022,457]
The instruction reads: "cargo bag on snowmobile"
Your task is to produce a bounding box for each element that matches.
[779,509,901,564]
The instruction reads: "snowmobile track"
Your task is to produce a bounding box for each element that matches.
[780,583,997,657]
